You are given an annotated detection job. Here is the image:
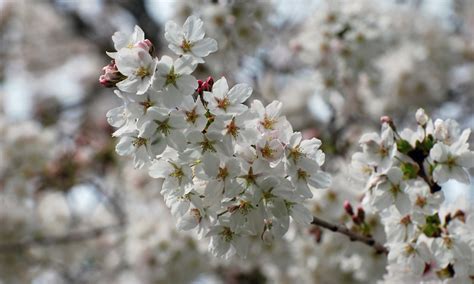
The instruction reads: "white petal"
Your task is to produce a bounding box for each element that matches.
[164,21,183,45]
[211,77,229,99]
[192,38,218,57]
[290,204,313,225]
[228,83,252,103]
[175,55,197,74]
[183,15,205,42]
[176,75,198,96]
[457,151,474,168]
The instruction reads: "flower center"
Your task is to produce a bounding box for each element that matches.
[135,66,150,78]
[215,97,230,111]
[288,146,303,163]
[132,137,147,147]
[185,107,199,124]
[219,227,234,242]
[180,39,194,53]
[199,136,216,153]
[164,66,180,87]
[400,215,411,225]
[261,115,276,130]
[297,168,309,181]
[140,98,154,112]
[155,119,172,136]
[260,143,274,159]
[415,196,427,208]
[226,118,239,138]
[169,162,185,184]
[217,166,229,180]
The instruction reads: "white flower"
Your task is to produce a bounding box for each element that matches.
[259,177,293,239]
[148,151,193,199]
[107,25,145,58]
[288,156,332,199]
[138,107,187,152]
[388,241,430,275]
[357,125,395,171]
[433,119,465,145]
[165,15,218,63]
[206,111,259,145]
[115,48,157,94]
[196,153,242,203]
[207,222,250,258]
[115,130,161,169]
[152,55,198,108]
[203,77,252,116]
[381,207,416,243]
[177,96,208,133]
[286,132,324,166]
[186,130,233,156]
[228,196,265,235]
[248,100,293,142]
[256,134,285,165]
[415,108,428,126]
[431,234,472,268]
[407,180,444,215]
[106,90,142,136]
[369,167,410,214]
[430,139,474,184]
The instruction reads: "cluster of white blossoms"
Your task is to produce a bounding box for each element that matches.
[353,109,474,282]
[103,15,331,258]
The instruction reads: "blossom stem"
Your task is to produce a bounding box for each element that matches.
[311,216,388,254]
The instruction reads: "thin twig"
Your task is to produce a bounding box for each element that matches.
[311,216,388,254]
[0,223,123,253]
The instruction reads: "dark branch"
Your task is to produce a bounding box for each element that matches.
[311,216,388,254]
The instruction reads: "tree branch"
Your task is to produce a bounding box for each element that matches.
[0,223,123,253]
[311,216,388,254]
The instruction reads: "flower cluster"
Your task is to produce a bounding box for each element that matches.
[353,109,474,282]
[103,15,331,258]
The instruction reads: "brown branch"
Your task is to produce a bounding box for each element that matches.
[311,216,388,254]
[0,223,123,253]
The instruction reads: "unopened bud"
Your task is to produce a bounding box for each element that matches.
[380,115,397,132]
[415,108,428,126]
[196,76,215,95]
[205,76,214,87]
[380,116,392,124]
[352,215,362,225]
[135,39,154,55]
[356,206,365,223]
[343,200,354,216]
[99,60,126,88]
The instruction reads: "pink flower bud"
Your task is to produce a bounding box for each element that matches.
[356,206,365,223]
[380,116,392,124]
[206,76,214,87]
[351,215,362,225]
[135,39,154,54]
[99,60,126,88]
[343,200,354,216]
[196,76,215,95]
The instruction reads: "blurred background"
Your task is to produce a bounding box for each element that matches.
[0,0,473,283]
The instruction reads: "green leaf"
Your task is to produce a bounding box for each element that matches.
[416,134,435,155]
[396,139,413,154]
[422,213,441,238]
[400,162,419,180]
